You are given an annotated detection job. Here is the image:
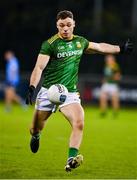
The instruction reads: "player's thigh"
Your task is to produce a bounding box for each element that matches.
[100,91,108,101]
[111,91,119,102]
[5,87,13,96]
[60,103,84,127]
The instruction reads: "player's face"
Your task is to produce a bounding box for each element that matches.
[4,51,13,61]
[105,55,115,67]
[57,18,75,39]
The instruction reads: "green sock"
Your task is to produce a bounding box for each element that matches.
[68,147,78,158]
[100,110,107,117]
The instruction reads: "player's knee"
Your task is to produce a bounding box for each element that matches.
[73,118,84,131]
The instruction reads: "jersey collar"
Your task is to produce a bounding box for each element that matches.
[57,33,74,41]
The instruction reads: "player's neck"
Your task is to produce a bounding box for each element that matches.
[58,33,74,40]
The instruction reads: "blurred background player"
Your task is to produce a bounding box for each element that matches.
[4,50,25,112]
[100,54,121,117]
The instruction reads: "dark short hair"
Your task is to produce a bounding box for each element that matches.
[56,10,73,21]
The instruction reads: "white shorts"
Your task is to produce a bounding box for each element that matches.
[101,83,119,96]
[35,87,81,112]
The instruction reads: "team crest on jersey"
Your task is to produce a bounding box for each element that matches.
[76,41,81,48]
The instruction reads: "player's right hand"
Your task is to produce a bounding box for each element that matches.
[26,85,35,105]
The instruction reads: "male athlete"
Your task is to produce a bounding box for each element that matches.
[26,10,133,172]
[100,55,121,117]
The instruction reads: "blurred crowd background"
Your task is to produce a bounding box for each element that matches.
[0,0,137,106]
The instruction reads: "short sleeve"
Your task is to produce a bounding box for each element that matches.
[83,38,89,50]
[39,41,52,56]
[80,36,89,50]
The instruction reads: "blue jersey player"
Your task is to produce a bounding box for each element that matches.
[4,50,24,111]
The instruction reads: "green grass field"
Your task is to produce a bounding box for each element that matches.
[0,102,137,179]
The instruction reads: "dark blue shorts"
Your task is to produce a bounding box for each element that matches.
[5,81,19,88]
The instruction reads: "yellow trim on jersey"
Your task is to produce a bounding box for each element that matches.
[113,63,120,71]
[73,35,78,38]
[48,34,59,44]
[107,63,120,72]
[48,33,77,44]
[58,33,74,40]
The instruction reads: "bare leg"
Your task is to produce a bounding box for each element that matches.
[100,91,108,116]
[111,91,120,116]
[60,103,84,171]
[30,110,52,135]
[5,87,14,111]
[60,103,84,150]
[29,110,52,153]
[5,87,24,110]
[12,89,23,104]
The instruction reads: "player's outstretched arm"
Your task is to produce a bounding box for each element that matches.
[26,54,50,105]
[85,39,133,54]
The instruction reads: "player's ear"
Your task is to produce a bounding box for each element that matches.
[73,20,75,27]
[56,21,58,29]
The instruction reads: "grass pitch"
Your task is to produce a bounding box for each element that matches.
[0,102,137,179]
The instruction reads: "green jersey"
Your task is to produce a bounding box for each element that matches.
[104,63,120,84]
[40,34,89,92]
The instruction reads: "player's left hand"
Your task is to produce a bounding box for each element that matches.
[120,39,133,54]
[26,85,35,105]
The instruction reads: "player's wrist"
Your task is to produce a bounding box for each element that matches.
[29,85,36,93]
